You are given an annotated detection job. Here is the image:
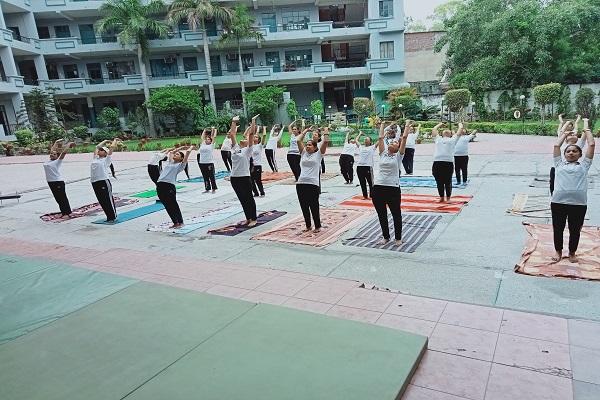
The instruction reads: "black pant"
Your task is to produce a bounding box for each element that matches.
[432,161,454,198]
[551,202,587,254]
[251,165,265,196]
[339,154,354,183]
[265,149,277,172]
[156,182,183,224]
[287,153,301,181]
[231,176,257,221]
[296,183,321,229]
[198,161,217,191]
[92,179,116,221]
[148,164,160,184]
[321,158,325,173]
[372,185,402,240]
[402,148,415,174]
[356,166,373,198]
[454,155,469,184]
[221,150,232,172]
[48,180,71,215]
[550,167,555,195]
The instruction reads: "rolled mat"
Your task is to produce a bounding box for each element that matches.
[515,222,600,280]
[208,210,287,236]
[343,214,442,253]
[507,193,551,218]
[40,198,139,222]
[340,194,473,214]
[92,201,165,224]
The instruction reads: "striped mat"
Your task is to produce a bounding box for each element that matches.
[400,176,467,188]
[507,193,550,218]
[340,194,473,214]
[343,214,442,253]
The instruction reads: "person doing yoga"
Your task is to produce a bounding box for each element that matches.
[551,118,595,263]
[90,139,121,222]
[371,121,409,245]
[550,114,585,195]
[220,132,233,172]
[44,139,75,219]
[454,129,477,186]
[287,119,302,181]
[431,122,463,202]
[265,125,282,172]
[251,126,267,197]
[157,146,194,229]
[197,127,218,193]
[355,131,377,199]
[339,131,359,184]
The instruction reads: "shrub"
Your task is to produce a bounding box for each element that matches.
[92,129,118,142]
[387,88,422,120]
[146,85,202,133]
[97,107,120,130]
[71,125,89,140]
[445,89,471,121]
[310,99,324,120]
[352,97,375,126]
[286,99,300,120]
[14,129,34,146]
[533,83,561,124]
[575,87,596,125]
[244,85,285,125]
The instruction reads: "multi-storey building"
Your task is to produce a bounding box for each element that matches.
[0,0,407,139]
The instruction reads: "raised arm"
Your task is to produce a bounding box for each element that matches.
[355,131,362,146]
[182,145,194,164]
[229,116,240,146]
[320,127,329,155]
[297,128,307,154]
[456,122,465,137]
[261,126,267,145]
[344,131,350,144]
[377,123,386,155]
[554,132,569,158]
[288,119,298,136]
[51,139,64,153]
[557,114,564,136]
[584,119,595,160]
[107,138,120,156]
[59,142,75,160]
[431,123,444,138]
[574,114,581,133]
[94,140,110,156]
[399,122,410,155]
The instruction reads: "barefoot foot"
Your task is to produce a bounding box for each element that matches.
[313,228,321,233]
[378,238,390,245]
[551,251,562,262]
[247,220,257,227]
[568,253,578,263]
[395,239,403,246]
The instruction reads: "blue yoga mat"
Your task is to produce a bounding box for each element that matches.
[178,170,230,183]
[92,201,165,224]
[400,176,468,188]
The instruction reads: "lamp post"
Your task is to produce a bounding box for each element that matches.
[470,101,476,122]
[381,104,386,119]
[327,105,332,123]
[519,94,526,135]
[304,108,308,119]
[343,104,348,126]
[398,103,404,119]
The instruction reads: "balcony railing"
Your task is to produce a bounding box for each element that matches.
[332,21,365,28]
[332,60,367,69]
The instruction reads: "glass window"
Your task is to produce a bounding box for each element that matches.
[47,63,59,79]
[37,26,50,39]
[63,64,79,78]
[379,0,394,18]
[106,61,135,80]
[380,41,394,59]
[262,13,277,32]
[284,49,312,70]
[183,56,198,71]
[281,10,310,31]
[86,63,103,84]
[265,51,281,72]
[225,53,254,72]
[79,24,96,44]
[210,55,222,76]
[54,25,71,38]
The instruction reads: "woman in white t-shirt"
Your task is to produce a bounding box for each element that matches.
[339,132,359,184]
[251,126,267,197]
[295,126,330,232]
[371,121,409,245]
[431,122,463,202]
[220,133,233,172]
[265,125,282,172]
[453,129,477,186]
[44,139,75,218]
[229,115,259,227]
[551,119,595,262]
[157,146,194,229]
[197,127,218,193]
[550,114,585,195]
[287,119,302,181]
[355,131,377,199]
[90,138,120,222]
[402,124,419,175]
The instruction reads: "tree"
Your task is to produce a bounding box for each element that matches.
[19,88,56,136]
[97,0,169,137]
[244,86,285,125]
[286,99,300,121]
[427,0,464,30]
[168,0,233,113]
[405,17,427,33]
[557,86,572,116]
[218,4,263,118]
[533,83,561,125]
[575,87,596,128]
[310,99,324,122]
[146,85,203,133]
[388,88,423,120]
[445,88,471,122]
[352,97,375,127]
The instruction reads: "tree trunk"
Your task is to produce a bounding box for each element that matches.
[202,21,217,113]
[138,45,156,137]
[238,42,247,118]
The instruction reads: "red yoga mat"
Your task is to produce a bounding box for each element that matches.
[340,194,473,214]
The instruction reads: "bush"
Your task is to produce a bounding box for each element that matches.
[244,85,285,125]
[71,125,89,140]
[533,83,561,124]
[146,85,202,133]
[92,129,118,142]
[575,87,596,122]
[310,99,324,120]
[97,107,120,130]
[445,89,471,113]
[286,99,300,120]
[14,129,34,146]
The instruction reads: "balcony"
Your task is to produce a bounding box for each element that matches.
[0,29,40,54]
[367,59,404,74]
[39,36,125,56]
[257,21,368,46]
[0,75,26,94]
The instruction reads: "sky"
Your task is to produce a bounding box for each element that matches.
[404,0,447,24]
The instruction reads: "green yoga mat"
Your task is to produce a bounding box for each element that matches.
[131,186,184,198]
[0,255,56,285]
[0,264,135,344]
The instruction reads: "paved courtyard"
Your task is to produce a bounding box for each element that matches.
[1,133,599,399]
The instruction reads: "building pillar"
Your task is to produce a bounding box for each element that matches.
[318,79,325,108]
[86,96,96,127]
[33,55,48,81]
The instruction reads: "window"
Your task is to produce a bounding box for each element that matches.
[54,25,71,38]
[183,56,198,71]
[106,61,135,80]
[265,51,281,72]
[79,24,96,44]
[282,10,310,31]
[379,0,393,18]
[86,63,103,84]
[210,55,222,76]
[284,49,312,70]
[380,41,394,59]
[8,27,21,41]
[37,26,50,39]
[225,53,254,72]
[63,64,79,78]
[47,63,59,79]
[262,13,277,32]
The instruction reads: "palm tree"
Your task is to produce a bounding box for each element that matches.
[218,4,264,118]
[168,0,233,113]
[97,0,169,136]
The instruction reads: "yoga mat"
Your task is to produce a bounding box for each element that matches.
[279,172,339,185]
[130,186,184,198]
[507,193,551,218]
[343,214,442,253]
[92,201,165,224]
[207,210,287,236]
[147,206,243,234]
[0,282,254,400]
[251,208,369,247]
[262,171,294,184]
[319,192,354,207]
[177,186,234,204]
[0,255,56,285]
[125,304,427,400]
[340,194,473,214]
[515,222,600,280]
[0,264,135,344]
[400,176,466,188]
[177,170,230,183]
[40,198,139,222]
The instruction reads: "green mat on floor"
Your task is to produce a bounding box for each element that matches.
[0,255,56,284]
[0,264,135,344]
[130,186,184,198]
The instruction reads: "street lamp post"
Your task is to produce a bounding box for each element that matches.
[470,101,476,122]
[381,104,386,119]
[343,104,348,126]
[327,105,332,123]
[398,103,404,119]
[520,95,526,135]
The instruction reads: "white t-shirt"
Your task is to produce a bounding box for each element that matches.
[433,136,458,162]
[288,134,300,154]
[221,137,232,151]
[44,159,63,182]
[551,156,592,206]
[297,150,323,186]
[405,132,418,149]
[356,145,377,167]
[341,142,358,156]
[198,142,215,164]
[90,155,111,183]
[230,145,252,177]
[252,143,263,165]
[157,161,185,184]
[375,151,403,187]
[148,152,164,166]
[266,134,279,150]
[454,135,474,156]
